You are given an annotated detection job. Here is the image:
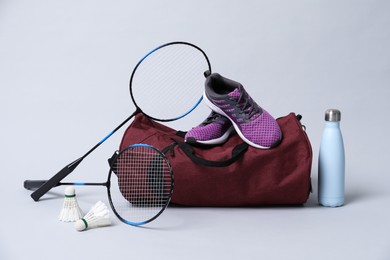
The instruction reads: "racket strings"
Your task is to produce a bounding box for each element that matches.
[131,43,210,120]
[109,146,173,224]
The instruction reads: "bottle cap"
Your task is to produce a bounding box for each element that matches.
[325,109,341,122]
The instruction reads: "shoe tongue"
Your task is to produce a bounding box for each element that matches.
[228,86,242,99]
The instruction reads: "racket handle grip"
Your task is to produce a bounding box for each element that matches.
[24,180,48,190]
[30,157,83,201]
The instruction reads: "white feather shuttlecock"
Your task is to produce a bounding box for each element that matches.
[58,186,84,222]
[74,201,111,231]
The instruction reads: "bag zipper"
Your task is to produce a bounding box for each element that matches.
[295,114,312,194]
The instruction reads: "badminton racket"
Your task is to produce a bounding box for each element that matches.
[30,41,211,201]
[25,144,174,226]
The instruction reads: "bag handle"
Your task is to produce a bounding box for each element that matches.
[175,140,248,167]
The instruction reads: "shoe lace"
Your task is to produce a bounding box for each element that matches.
[202,113,224,125]
[236,89,259,119]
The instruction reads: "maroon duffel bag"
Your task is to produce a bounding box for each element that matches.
[118,112,312,206]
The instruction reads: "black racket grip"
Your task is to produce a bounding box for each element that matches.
[24,180,62,190]
[30,157,83,201]
[24,180,48,190]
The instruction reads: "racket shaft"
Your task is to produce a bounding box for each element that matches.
[25,180,106,190]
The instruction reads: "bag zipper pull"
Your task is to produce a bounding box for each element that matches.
[296,114,306,131]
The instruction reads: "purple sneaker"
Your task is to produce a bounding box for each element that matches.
[185,111,234,145]
[203,73,282,149]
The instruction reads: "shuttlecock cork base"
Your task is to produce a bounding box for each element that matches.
[75,201,111,231]
[58,186,84,222]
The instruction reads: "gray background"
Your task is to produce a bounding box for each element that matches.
[1,0,389,259]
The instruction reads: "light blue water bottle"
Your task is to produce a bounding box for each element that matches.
[318,109,345,207]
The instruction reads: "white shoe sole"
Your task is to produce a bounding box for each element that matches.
[186,126,234,145]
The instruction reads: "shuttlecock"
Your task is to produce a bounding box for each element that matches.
[58,186,84,222]
[74,201,111,231]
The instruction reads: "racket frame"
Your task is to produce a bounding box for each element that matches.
[106,144,174,226]
[129,41,212,122]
